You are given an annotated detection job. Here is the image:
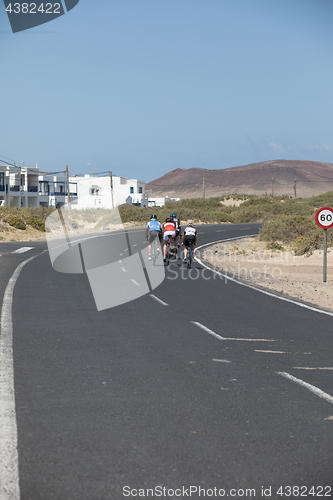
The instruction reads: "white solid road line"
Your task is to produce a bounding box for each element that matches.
[12,247,34,254]
[195,236,333,318]
[277,371,333,405]
[0,254,39,500]
[191,321,225,340]
[150,294,169,306]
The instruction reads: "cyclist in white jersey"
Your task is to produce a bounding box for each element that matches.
[182,222,198,262]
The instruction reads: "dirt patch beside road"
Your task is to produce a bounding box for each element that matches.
[201,237,333,313]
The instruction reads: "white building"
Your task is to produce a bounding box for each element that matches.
[0,165,145,209]
[148,196,181,207]
[38,173,78,208]
[0,164,40,207]
[69,174,146,209]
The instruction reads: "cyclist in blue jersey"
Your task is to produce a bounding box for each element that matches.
[146,214,162,260]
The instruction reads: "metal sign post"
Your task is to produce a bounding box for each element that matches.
[323,229,327,282]
[315,207,333,283]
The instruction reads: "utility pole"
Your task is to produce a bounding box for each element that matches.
[293,178,297,198]
[203,177,205,199]
[109,171,114,208]
[66,164,71,211]
[272,177,274,196]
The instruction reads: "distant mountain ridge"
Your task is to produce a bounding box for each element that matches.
[146,160,333,198]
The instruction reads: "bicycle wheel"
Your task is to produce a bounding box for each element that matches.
[165,240,170,265]
[151,241,157,265]
[187,248,192,269]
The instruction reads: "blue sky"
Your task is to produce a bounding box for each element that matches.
[1,0,333,182]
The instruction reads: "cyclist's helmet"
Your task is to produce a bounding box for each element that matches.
[188,222,194,227]
[170,213,176,218]
[165,217,172,222]
[151,214,157,220]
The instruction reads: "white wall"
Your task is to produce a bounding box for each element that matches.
[69,174,146,209]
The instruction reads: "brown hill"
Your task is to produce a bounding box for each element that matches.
[146,160,333,198]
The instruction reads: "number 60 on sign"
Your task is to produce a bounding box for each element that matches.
[315,207,333,229]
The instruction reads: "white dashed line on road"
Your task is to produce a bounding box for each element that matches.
[277,371,333,405]
[255,350,287,353]
[191,321,275,342]
[225,338,275,342]
[212,359,232,363]
[150,294,169,306]
[293,367,333,370]
[12,247,34,254]
[130,279,140,286]
[191,322,225,340]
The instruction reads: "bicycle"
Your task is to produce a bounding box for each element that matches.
[164,236,176,265]
[150,237,159,265]
[186,244,193,269]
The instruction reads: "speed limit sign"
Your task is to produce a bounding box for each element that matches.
[315,207,333,229]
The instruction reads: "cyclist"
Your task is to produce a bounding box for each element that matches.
[146,214,162,260]
[182,222,198,263]
[162,217,176,262]
[170,213,181,248]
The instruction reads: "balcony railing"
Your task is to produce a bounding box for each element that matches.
[10,185,20,192]
[28,186,38,193]
[0,185,5,192]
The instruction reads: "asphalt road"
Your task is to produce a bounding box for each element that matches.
[1,223,333,500]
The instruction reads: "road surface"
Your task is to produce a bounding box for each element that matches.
[1,223,333,500]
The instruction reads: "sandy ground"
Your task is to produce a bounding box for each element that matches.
[0,221,142,243]
[219,197,247,207]
[0,227,47,242]
[201,237,333,313]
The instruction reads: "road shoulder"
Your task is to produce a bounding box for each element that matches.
[200,237,333,314]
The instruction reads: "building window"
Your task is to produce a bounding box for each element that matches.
[90,186,100,196]
[39,181,49,195]
[139,187,143,194]
[130,187,134,194]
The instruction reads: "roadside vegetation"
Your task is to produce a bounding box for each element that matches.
[0,191,332,254]
[0,206,53,239]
